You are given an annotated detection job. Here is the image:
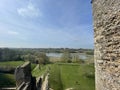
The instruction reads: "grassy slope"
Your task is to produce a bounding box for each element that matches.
[49,64,63,90]
[0,61,24,67]
[0,61,36,70]
[49,63,95,90]
[0,73,15,87]
[0,61,36,87]
[32,64,48,78]
[0,61,23,87]
[0,61,95,89]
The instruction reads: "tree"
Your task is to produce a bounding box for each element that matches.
[0,48,23,61]
[61,50,72,63]
[72,54,79,63]
[32,52,49,64]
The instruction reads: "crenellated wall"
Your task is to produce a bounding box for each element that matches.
[92,0,120,90]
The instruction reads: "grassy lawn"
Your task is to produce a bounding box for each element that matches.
[0,61,95,89]
[0,61,36,70]
[31,63,36,71]
[32,64,49,78]
[49,63,95,90]
[0,61,24,68]
[0,61,36,87]
[49,64,63,90]
[0,73,15,87]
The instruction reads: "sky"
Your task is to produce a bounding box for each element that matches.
[0,0,94,49]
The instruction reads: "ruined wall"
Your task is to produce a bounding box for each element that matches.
[41,74,49,90]
[15,62,49,90]
[15,62,36,90]
[92,0,120,90]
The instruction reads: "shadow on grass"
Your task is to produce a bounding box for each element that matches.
[0,73,15,87]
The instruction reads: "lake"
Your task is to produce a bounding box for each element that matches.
[46,53,87,60]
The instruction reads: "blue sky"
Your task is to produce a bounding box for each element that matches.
[0,0,93,49]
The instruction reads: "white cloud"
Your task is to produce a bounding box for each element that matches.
[17,2,41,17]
[8,31,19,35]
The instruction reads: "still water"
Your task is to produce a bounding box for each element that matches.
[46,53,87,59]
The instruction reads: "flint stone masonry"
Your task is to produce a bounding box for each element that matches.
[92,0,120,90]
[15,62,36,90]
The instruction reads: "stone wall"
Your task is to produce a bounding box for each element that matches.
[15,62,36,90]
[15,62,49,90]
[41,74,49,90]
[92,0,120,90]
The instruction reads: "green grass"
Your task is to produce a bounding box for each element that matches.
[49,63,95,90]
[49,64,63,90]
[0,73,15,87]
[0,61,36,70]
[0,61,36,87]
[0,61,95,89]
[31,63,36,71]
[0,61,24,68]
[32,64,49,78]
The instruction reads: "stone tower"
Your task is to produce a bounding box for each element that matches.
[92,0,120,90]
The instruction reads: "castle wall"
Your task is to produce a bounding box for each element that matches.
[92,0,120,90]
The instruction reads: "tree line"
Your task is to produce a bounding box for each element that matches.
[61,50,85,63]
[0,48,50,65]
[15,48,94,53]
[0,48,93,64]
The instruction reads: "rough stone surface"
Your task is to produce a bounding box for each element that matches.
[15,62,49,90]
[41,74,49,90]
[36,76,43,90]
[92,0,120,90]
[15,62,36,90]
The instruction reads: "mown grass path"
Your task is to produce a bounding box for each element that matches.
[49,63,95,90]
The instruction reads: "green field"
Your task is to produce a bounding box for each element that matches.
[49,63,95,90]
[0,73,15,87]
[32,64,49,78]
[0,61,95,89]
[0,61,36,87]
[0,61,24,68]
[0,61,36,70]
